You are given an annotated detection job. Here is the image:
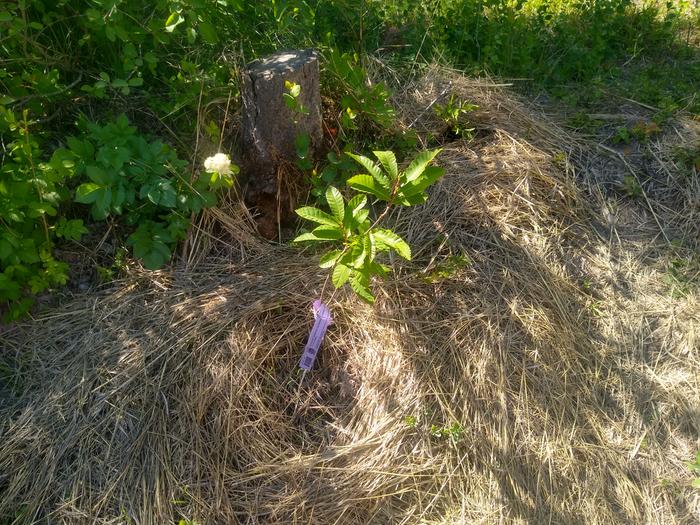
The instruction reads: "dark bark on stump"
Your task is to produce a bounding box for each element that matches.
[241,49,322,238]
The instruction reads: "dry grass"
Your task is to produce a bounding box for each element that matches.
[1,69,699,524]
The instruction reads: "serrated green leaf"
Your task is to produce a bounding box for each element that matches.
[311,225,342,240]
[373,229,411,260]
[370,261,391,277]
[365,232,376,261]
[319,250,343,268]
[344,195,368,230]
[404,148,442,183]
[354,208,370,225]
[395,192,428,207]
[400,165,445,198]
[373,150,398,179]
[296,206,339,226]
[346,240,368,268]
[347,152,391,190]
[325,186,344,222]
[347,194,367,214]
[293,232,324,243]
[350,272,375,304]
[332,263,351,288]
[347,174,390,200]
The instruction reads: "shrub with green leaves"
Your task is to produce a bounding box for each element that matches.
[325,50,395,137]
[69,114,225,269]
[0,107,87,320]
[294,148,443,303]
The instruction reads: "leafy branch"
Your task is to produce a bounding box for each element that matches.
[294,148,443,303]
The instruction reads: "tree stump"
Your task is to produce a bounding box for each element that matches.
[241,49,322,238]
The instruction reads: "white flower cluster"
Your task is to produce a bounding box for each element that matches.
[203,153,233,175]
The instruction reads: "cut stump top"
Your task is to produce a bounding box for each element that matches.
[247,49,318,80]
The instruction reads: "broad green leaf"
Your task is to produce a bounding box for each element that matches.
[332,263,351,288]
[165,12,184,32]
[296,206,339,226]
[311,225,342,240]
[27,201,56,217]
[350,272,375,304]
[293,232,324,243]
[370,261,391,277]
[94,186,113,219]
[198,21,218,43]
[354,208,369,224]
[347,152,390,190]
[127,223,173,270]
[395,192,428,207]
[319,250,343,268]
[346,241,368,268]
[347,174,390,200]
[0,274,22,301]
[86,165,109,185]
[373,229,411,260]
[0,238,12,261]
[75,183,102,204]
[373,150,398,180]
[294,226,341,242]
[67,136,94,159]
[295,132,310,159]
[141,243,171,269]
[344,194,368,229]
[365,232,376,261]
[400,165,445,198]
[403,148,442,183]
[347,194,367,215]
[325,186,344,222]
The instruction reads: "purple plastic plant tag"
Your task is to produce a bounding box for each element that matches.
[299,300,332,371]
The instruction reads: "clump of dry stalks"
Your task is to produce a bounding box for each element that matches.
[1,67,698,524]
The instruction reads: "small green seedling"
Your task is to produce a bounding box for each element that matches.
[686,452,700,488]
[622,175,642,198]
[423,254,471,283]
[612,126,631,145]
[430,422,464,442]
[434,94,478,139]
